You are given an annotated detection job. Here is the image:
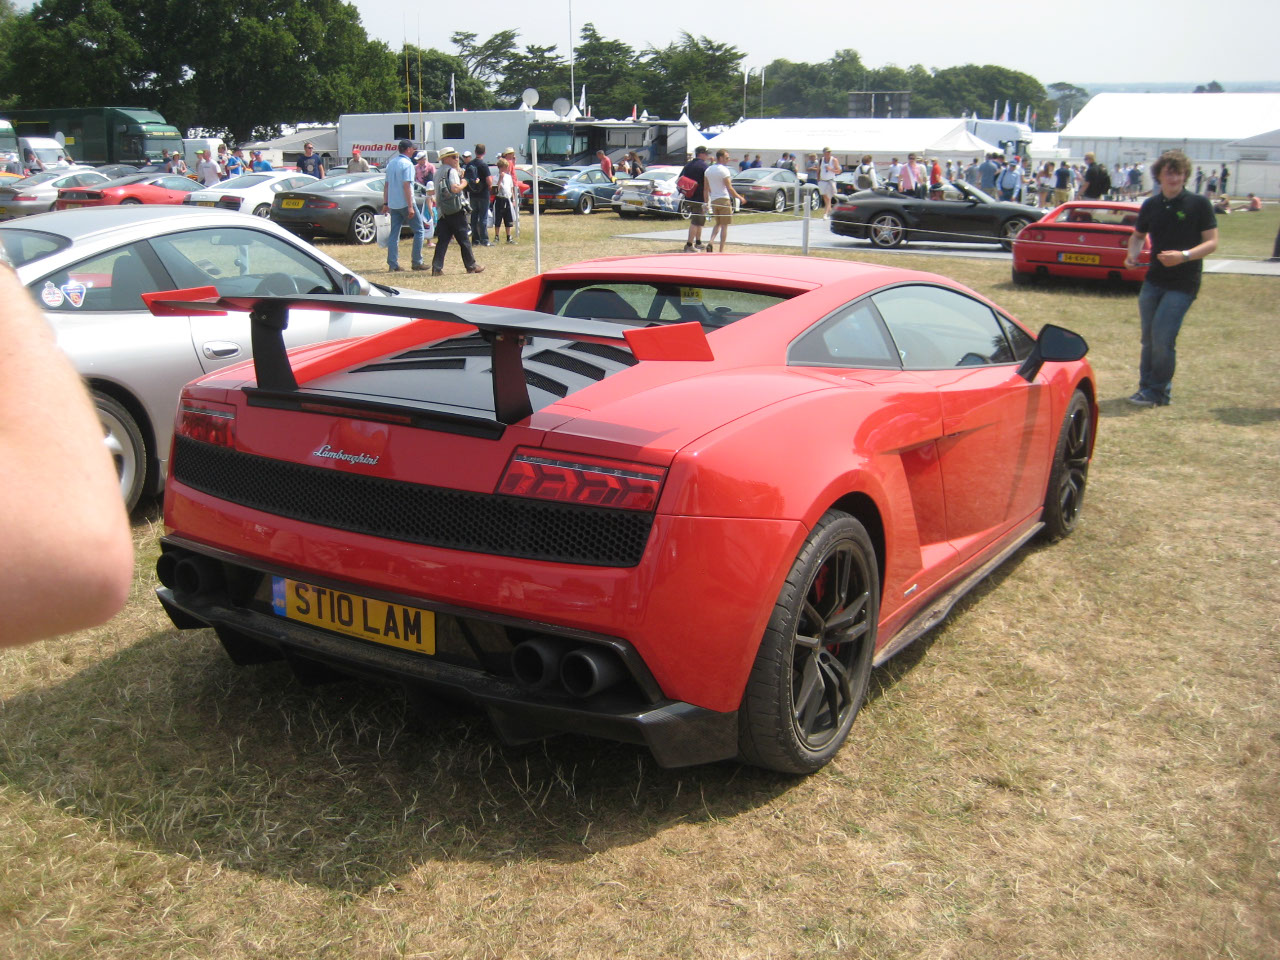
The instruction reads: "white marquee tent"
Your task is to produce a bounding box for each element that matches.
[1059,93,1280,165]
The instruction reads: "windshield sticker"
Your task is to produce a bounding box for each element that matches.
[679,287,703,305]
[40,281,64,308]
[60,280,86,308]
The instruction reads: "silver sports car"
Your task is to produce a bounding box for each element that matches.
[0,206,420,510]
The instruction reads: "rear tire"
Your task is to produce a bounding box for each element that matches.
[347,208,377,245]
[1011,266,1033,285]
[94,391,146,512]
[252,203,271,217]
[869,213,905,248]
[120,198,142,205]
[738,510,879,774]
[576,194,594,215]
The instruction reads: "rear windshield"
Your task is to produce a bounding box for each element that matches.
[0,228,72,268]
[540,281,791,330]
[1053,206,1139,226]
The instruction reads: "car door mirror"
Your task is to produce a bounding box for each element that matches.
[1017,323,1089,382]
[342,273,371,296]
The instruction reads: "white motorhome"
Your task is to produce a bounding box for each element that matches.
[338,108,558,167]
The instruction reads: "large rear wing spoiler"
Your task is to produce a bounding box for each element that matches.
[147,290,713,426]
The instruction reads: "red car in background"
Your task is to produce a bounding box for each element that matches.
[153,254,1096,774]
[1013,200,1150,285]
[55,172,202,210]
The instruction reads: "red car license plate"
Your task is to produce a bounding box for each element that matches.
[271,576,436,654]
[1059,252,1100,265]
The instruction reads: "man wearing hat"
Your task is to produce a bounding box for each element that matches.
[382,138,426,272]
[431,147,483,276]
[347,148,370,173]
[196,149,221,187]
[251,150,272,172]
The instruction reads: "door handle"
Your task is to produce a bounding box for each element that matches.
[203,341,242,359]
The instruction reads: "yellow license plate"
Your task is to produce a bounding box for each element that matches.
[197,200,216,207]
[1059,252,1100,265]
[625,198,643,206]
[272,576,435,654]
[281,198,304,209]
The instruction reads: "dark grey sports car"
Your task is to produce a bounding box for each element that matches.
[829,181,1043,250]
[270,173,428,245]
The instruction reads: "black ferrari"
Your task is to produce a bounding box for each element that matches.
[829,181,1043,250]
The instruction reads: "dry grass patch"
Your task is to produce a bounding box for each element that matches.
[1,210,1277,959]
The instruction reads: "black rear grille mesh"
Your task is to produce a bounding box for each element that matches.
[172,436,654,567]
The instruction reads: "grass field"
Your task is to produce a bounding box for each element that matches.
[1,206,1277,959]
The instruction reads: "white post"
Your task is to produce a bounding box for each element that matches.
[532,140,541,275]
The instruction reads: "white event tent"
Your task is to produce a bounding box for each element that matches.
[704,118,998,167]
[1059,93,1280,197]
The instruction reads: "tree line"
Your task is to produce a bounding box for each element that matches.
[0,0,1085,143]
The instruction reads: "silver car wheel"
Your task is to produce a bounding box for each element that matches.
[252,203,271,217]
[95,391,146,511]
[349,209,377,245]
[869,213,905,247]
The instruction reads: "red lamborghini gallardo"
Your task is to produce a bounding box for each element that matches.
[154,254,1097,773]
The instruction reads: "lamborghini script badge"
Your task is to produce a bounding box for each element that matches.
[312,444,380,466]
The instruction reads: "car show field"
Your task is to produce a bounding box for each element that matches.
[0,206,1276,959]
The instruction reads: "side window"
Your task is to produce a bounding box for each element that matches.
[872,285,1016,369]
[996,313,1036,361]
[778,170,797,184]
[148,227,339,297]
[32,241,161,312]
[789,300,901,368]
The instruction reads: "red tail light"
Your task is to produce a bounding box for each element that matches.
[177,398,237,447]
[1025,229,1044,241]
[221,196,243,208]
[14,194,38,201]
[498,448,666,511]
[307,200,338,209]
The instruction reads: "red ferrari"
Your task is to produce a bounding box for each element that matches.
[154,254,1097,773]
[1013,200,1150,285]
[54,172,202,210]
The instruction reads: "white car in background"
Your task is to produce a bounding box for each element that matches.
[183,171,320,218]
[0,205,420,510]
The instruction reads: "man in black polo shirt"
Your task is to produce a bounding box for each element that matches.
[1123,150,1218,407]
[679,146,710,252]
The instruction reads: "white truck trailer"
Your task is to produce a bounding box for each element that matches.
[338,108,558,167]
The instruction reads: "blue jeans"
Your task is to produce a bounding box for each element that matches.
[1137,282,1196,403]
[387,205,424,269]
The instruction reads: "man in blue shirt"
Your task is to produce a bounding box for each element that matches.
[977,153,1000,194]
[224,147,245,179]
[250,151,272,172]
[297,141,325,179]
[381,139,426,272]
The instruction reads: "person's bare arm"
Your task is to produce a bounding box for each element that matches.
[0,268,133,646]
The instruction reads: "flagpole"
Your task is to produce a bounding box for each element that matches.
[568,0,575,104]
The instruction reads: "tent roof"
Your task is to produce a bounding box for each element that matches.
[1060,93,1280,141]
[1227,127,1280,148]
[241,128,338,152]
[705,118,997,156]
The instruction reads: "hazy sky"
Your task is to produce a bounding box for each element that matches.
[352,0,1277,91]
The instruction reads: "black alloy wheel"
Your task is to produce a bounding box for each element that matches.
[738,510,879,774]
[1042,390,1092,539]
